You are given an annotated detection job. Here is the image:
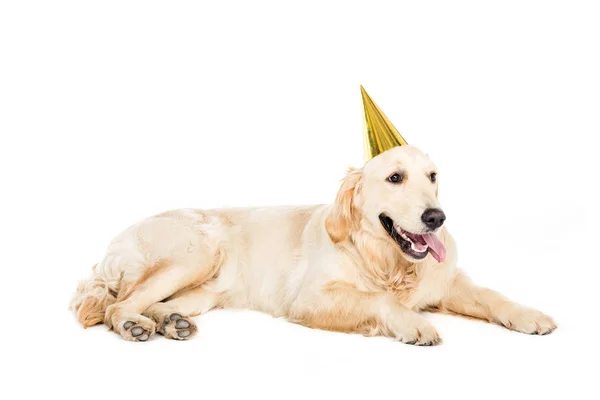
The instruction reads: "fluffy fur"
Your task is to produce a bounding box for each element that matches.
[70,146,556,344]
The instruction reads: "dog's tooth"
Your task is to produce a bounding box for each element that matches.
[410,241,428,253]
[396,227,410,240]
[393,224,419,243]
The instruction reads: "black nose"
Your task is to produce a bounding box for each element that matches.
[421,208,446,230]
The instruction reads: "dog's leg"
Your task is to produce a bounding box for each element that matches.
[438,272,557,335]
[143,287,220,340]
[105,261,213,342]
[289,281,441,345]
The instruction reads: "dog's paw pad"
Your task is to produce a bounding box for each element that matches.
[159,313,197,340]
[178,329,192,338]
[175,319,190,329]
[131,326,144,336]
[121,320,154,342]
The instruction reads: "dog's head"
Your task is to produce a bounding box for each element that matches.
[326,145,447,263]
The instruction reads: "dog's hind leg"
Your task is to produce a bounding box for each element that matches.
[105,257,219,342]
[143,286,220,340]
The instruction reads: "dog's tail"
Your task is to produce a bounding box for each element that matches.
[70,263,121,328]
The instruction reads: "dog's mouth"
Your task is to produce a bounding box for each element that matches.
[379,214,446,263]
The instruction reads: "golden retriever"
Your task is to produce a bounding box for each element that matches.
[71,145,556,344]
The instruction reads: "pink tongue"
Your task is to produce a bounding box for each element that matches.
[423,233,446,263]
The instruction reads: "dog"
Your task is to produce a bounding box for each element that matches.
[71,145,556,344]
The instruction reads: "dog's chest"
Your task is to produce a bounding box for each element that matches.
[366,264,450,309]
[405,265,455,309]
[357,264,421,305]
[389,268,421,304]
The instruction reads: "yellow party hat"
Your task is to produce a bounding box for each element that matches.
[361,85,408,161]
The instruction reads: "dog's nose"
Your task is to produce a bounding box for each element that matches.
[421,208,446,230]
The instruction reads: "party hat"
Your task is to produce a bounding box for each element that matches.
[361,86,408,161]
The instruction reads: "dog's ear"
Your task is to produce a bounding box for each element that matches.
[326,168,362,244]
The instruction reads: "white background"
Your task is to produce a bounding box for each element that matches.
[1,1,599,399]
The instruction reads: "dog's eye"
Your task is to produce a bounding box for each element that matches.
[388,173,403,184]
[430,172,437,182]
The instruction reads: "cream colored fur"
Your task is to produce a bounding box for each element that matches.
[70,146,556,344]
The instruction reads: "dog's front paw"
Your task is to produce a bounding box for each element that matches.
[393,315,441,346]
[499,306,557,335]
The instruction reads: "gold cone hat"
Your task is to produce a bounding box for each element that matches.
[361,86,408,161]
